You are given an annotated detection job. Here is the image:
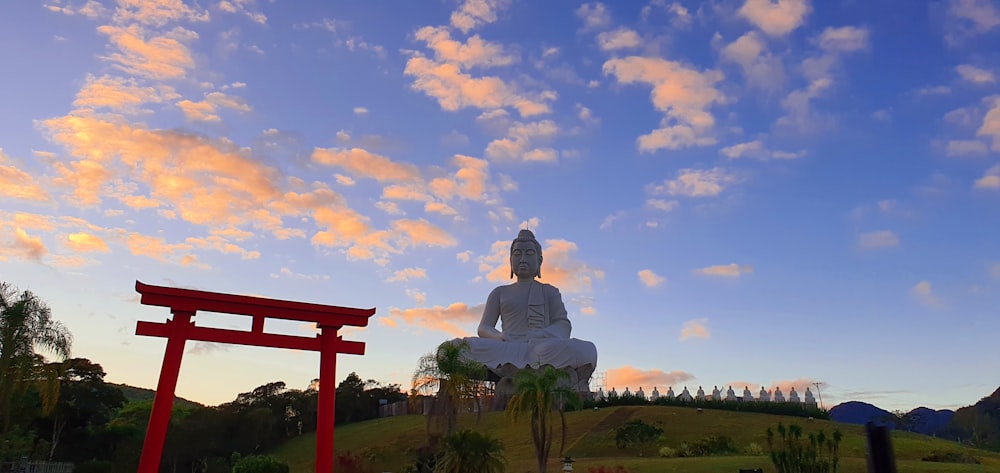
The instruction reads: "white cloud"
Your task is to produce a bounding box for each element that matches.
[596,27,642,51]
[450,0,510,33]
[576,2,612,31]
[646,199,679,212]
[720,31,785,93]
[957,65,996,84]
[977,96,1000,150]
[974,164,1000,190]
[720,140,806,160]
[817,26,869,52]
[945,140,988,157]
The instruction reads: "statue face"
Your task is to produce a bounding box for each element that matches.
[510,241,540,279]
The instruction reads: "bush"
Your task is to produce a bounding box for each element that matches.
[74,460,112,473]
[766,423,841,473]
[922,451,980,464]
[658,446,677,458]
[687,435,737,456]
[743,442,765,456]
[334,451,375,473]
[587,466,628,473]
[231,455,290,473]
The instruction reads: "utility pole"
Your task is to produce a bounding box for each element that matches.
[814,382,825,410]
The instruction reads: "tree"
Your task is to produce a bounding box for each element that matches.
[0,282,72,432]
[505,366,580,473]
[614,419,663,457]
[435,429,505,473]
[766,422,842,473]
[412,340,486,441]
[39,358,127,461]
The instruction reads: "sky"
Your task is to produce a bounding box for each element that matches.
[1,0,999,413]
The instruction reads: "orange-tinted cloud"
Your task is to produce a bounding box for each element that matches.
[392,219,457,248]
[66,232,110,253]
[910,280,942,307]
[679,318,709,341]
[606,366,695,389]
[387,303,484,337]
[647,168,739,197]
[97,24,197,80]
[312,147,422,183]
[693,264,754,278]
[603,56,724,151]
[112,0,210,26]
[2,229,48,262]
[177,91,252,122]
[738,0,811,37]
[0,150,50,202]
[637,269,665,288]
[387,267,428,282]
[414,26,516,68]
[450,0,510,33]
[73,74,167,111]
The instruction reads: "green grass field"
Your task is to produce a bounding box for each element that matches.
[271,405,1000,473]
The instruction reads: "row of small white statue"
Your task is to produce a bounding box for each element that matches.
[595,385,818,405]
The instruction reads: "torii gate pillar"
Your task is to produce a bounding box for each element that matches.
[133,281,374,473]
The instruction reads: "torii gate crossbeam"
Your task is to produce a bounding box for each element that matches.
[132,280,374,473]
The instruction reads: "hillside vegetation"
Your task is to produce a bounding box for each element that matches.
[272,405,1000,473]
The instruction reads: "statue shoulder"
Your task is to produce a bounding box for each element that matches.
[534,281,563,296]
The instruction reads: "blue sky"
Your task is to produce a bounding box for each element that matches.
[1,0,999,412]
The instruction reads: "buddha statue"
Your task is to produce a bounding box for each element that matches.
[743,386,754,401]
[759,386,770,402]
[726,385,737,401]
[665,386,675,399]
[461,230,598,392]
[650,386,660,401]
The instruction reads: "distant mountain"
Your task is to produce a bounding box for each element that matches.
[906,407,954,436]
[829,401,895,426]
[113,383,204,410]
[829,401,954,436]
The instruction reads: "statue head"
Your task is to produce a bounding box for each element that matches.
[509,229,542,279]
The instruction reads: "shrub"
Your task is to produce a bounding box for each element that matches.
[658,446,678,458]
[766,423,842,473]
[614,419,664,457]
[744,442,765,456]
[73,460,113,473]
[334,450,375,473]
[402,445,439,473]
[687,435,737,456]
[587,466,628,473]
[231,455,290,473]
[921,451,980,464]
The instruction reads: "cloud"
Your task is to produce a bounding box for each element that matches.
[353,107,368,115]
[946,140,988,157]
[596,28,642,51]
[387,303,484,337]
[719,31,785,93]
[414,26,516,69]
[44,0,108,18]
[646,199,679,212]
[679,318,710,341]
[576,2,612,31]
[66,232,110,253]
[647,168,739,197]
[606,366,695,389]
[218,0,267,25]
[269,267,330,280]
[910,280,942,307]
[974,164,1000,190]
[97,24,197,80]
[0,150,50,202]
[858,230,900,249]
[312,147,422,183]
[693,264,753,278]
[978,96,1000,150]
[817,26,869,52]
[956,65,996,84]
[73,74,166,111]
[177,91,252,122]
[484,119,561,162]
[738,0,811,37]
[637,269,666,288]
[720,140,805,160]
[989,262,1000,280]
[112,0,209,26]
[946,0,1000,34]
[450,0,510,33]
[1,228,48,262]
[386,267,428,282]
[404,55,554,117]
[603,57,724,152]
[391,219,458,248]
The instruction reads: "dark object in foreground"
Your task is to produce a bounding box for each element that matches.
[738,469,763,473]
[865,422,897,473]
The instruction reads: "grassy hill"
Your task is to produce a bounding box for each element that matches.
[113,383,204,409]
[272,405,1000,473]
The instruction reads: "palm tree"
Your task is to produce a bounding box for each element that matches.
[0,282,72,432]
[505,366,580,473]
[435,429,505,473]
[411,340,486,442]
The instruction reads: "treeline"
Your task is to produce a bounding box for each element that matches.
[1,279,407,473]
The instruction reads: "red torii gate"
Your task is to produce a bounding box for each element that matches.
[133,280,374,473]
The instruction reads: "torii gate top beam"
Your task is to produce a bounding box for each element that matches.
[135,280,375,328]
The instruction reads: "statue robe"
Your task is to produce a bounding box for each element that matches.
[462,280,597,370]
